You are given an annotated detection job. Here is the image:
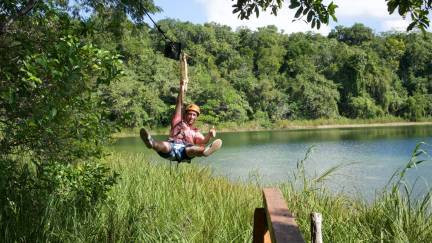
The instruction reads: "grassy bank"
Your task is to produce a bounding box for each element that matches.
[113,116,432,137]
[42,153,260,242]
[38,149,432,242]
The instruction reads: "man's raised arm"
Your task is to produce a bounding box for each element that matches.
[171,53,188,128]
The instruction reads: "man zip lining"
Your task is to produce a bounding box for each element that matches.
[140,52,222,162]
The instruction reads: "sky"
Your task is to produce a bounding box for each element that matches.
[148,0,429,35]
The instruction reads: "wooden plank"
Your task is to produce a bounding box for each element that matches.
[263,188,305,243]
[253,208,271,243]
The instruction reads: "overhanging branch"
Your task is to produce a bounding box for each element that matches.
[0,0,39,35]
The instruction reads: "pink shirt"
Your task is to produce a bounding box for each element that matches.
[169,121,205,145]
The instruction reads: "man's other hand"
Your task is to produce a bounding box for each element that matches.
[209,126,216,138]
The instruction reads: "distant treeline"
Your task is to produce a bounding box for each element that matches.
[95,20,432,127]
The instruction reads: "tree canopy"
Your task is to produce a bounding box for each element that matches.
[0,0,159,240]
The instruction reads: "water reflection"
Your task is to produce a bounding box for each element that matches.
[218,126,432,147]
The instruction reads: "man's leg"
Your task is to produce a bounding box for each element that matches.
[140,128,171,153]
[185,139,222,158]
[152,141,172,153]
[185,145,205,158]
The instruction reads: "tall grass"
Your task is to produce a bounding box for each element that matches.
[41,153,261,242]
[278,144,432,242]
[22,145,432,242]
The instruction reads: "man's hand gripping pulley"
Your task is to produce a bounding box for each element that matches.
[180,52,189,93]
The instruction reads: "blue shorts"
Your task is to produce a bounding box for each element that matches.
[157,141,193,163]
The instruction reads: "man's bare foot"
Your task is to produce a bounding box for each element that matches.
[203,139,222,156]
[140,128,154,149]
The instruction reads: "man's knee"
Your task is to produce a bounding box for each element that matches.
[154,141,172,153]
[188,145,205,153]
[186,145,205,157]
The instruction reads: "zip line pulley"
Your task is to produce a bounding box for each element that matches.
[141,4,182,60]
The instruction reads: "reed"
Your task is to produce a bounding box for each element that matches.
[16,145,432,242]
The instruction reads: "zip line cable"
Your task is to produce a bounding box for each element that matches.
[140,4,182,59]
[112,1,182,59]
[140,4,173,43]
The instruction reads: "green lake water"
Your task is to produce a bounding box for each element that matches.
[112,125,432,199]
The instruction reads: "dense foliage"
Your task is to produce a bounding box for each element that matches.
[101,21,432,128]
[0,0,158,241]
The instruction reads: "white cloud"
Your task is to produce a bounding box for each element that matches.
[333,0,410,31]
[194,0,331,35]
[333,0,388,18]
[382,19,410,31]
[195,0,414,34]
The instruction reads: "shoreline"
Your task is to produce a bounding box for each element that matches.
[236,121,432,133]
[112,121,432,138]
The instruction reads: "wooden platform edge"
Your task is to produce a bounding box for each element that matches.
[262,187,305,243]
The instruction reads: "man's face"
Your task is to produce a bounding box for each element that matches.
[185,111,198,125]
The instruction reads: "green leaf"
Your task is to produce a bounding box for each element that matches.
[272,6,278,16]
[328,2,338,13]
[307,10,314,22]
[407,21,417,31]
[387,0,398,14]
[330,13,337,22]
[51,108,57,118]
[276,0,282,8]
[289,1,300,9]
[295,6,303,18]
[398,2,409,15]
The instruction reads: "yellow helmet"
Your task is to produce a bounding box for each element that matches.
[185,103,200,116]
